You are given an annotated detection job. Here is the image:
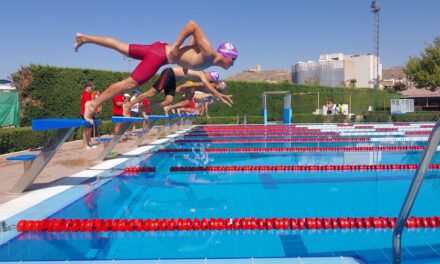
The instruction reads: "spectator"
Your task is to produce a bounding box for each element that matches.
[90,90,102,138]
[326,101,334,115]
[80,81,96,149]
[130,90,142,131]
[141,98,151,129]
[113,92,125,135]
[142,98,151,117]
[130,90,141,117]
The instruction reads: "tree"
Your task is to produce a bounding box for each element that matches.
[404,37,440,90]
[348,79,357,88]
[392,82,407,91]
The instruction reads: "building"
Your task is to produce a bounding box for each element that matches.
[401,88,440,111]
[382,67,411,89]
[292,53,382,88]
[227,65,290,83]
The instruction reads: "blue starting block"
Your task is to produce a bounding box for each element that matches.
[7,154,38,178]
[98,137,112,147]
[112,115,165,123]
[9,118,100,193]
[7,154,38,161]
[32,119,102,131]
[96,115,168,161]
[96,114,197,161]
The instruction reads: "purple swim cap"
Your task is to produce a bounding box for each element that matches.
[217,42,238,59]
[209,71,219,83]
[216,81,228,91]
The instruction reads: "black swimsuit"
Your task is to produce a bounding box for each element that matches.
[152,68,176,96]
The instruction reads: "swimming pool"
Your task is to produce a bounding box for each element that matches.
[1,123,439,263]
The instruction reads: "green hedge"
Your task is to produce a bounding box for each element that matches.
[13,65,163,126]
[392,112,440,122]
[362,111,440,123]
[362,112,392,122]
[12,65,398,126]
[0,121,115,154]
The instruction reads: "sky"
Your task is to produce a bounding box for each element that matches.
[1,0,439,80]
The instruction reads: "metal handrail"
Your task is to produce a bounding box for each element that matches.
[392,119,440,264]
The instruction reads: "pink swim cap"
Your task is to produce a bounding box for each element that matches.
[217,42,238,59]
[209,71,219,83]
[216,81,228,91]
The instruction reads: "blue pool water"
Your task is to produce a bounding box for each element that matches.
[0,125,439,263]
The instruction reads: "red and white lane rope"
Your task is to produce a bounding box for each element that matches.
[16,216,440,232]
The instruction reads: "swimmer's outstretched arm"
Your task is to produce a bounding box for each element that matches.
[173,68,232,106]
[169,20,215,61]
[193,71,233,106]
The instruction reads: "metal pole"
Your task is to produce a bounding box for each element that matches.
[317,93,320,111]
[349,94,352,114]
[96,122,134,161]
[392,118,440,263]
[10,127,75,193]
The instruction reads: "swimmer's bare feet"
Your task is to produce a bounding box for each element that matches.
[163,106,171,116]
[84,101,96,124]
[74,33,87,52]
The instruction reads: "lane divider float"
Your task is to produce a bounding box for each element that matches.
[158,146,426,153]
[169,164,440,172]
[123,167,155,173]
[175,138,371,143]
[16,216,440,232]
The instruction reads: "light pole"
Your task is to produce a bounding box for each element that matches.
[371,1,381,89]
[123,56,133,73]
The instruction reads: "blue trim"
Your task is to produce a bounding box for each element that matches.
[6,154,38,161]
[262,109,268,125]
[98,137,112,142]
[111,116,165,123]
[32,119,102,131]
[167,114,182,119]
[283,109,292,124]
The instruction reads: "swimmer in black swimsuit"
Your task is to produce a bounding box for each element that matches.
[123,67,232,116]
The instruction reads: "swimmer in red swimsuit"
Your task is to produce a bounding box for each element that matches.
[74,20,237,124]
[178,98,198,115]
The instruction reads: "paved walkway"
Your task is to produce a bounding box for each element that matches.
[0,128,165,204]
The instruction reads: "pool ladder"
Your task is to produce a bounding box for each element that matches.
[393,120,440,264]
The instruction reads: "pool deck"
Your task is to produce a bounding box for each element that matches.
[0,127,170,205]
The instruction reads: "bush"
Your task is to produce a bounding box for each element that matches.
[12,66,398,126]
[12,65,161,126]
[362,112,392,122]
[0,121,115,154]
[392,112,440,122]
[0,127,54,154]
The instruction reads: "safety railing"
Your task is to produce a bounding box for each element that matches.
[392,119,440,264]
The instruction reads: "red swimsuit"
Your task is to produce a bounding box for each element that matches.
[128,42,168,85]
